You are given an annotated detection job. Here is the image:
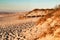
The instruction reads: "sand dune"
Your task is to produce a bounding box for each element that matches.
[0,8,60,40]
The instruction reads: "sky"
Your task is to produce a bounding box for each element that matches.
[0,0,60,11]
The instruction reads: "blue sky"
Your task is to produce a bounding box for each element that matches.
[0,0,60,11]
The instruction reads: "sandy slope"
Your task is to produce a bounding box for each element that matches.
[0,9,60,40]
